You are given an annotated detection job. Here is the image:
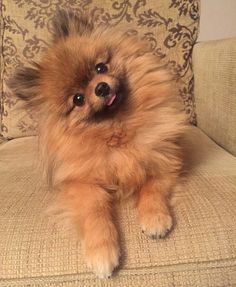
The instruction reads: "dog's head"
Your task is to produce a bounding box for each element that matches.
[9,10,172,128]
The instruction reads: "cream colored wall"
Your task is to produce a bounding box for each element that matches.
[199,0,236,41]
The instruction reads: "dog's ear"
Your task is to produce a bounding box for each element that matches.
[8,63,43,108]
[52,10,94,41]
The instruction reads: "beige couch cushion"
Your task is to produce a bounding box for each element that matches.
[0,0,200,139]
[0,127,236,286]
[193,38,236,156]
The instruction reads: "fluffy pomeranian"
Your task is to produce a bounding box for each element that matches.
[9,10,187,278]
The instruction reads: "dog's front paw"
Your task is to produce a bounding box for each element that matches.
[85,240,120,279]
[139,210,173,239]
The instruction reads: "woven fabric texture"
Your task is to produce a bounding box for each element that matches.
[0,0,199,139]
[0,4,3,142]
[193,38,236,157]
[0,127,236,287]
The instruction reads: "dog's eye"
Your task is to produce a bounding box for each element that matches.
[73,93,85,106]
[95,63,108,74]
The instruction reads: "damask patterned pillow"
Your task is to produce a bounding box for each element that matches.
[0,0,199,139]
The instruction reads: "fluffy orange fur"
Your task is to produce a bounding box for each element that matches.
[9,11,187,278]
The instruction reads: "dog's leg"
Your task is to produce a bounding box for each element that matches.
[61,181,120,278]
[137,178,174,239]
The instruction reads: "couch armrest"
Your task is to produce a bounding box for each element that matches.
[193,38,236,156]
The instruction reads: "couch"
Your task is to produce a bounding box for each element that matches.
[1,1,236,286]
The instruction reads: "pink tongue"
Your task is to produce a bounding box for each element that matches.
[106,94,117,106]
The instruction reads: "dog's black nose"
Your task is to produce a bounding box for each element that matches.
[95,82,110,97]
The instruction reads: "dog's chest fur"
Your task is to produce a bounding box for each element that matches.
[95,124,156,196]
[105,125,130,148]
[53,122,158,197]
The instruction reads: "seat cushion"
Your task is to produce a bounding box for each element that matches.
[0,127,236,287]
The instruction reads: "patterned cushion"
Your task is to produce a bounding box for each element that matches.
[0,0,199,139]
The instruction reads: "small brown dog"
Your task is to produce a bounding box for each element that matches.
[9,10,187,278]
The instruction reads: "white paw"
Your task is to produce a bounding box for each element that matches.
[140,211,173,239]
[85,241,120,278]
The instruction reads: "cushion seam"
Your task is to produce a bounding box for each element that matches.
[1,258,235,286]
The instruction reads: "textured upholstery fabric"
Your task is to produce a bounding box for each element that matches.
[0,4,3,142]
[193,38,236,157]
[0,0,199,139]
[0,127,236,287]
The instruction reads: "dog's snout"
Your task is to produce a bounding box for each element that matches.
[95,82,110,97]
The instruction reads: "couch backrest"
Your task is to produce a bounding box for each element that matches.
[193,38,236,156]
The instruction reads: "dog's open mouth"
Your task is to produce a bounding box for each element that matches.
[91,80,127,121]
[105,93,117,107]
